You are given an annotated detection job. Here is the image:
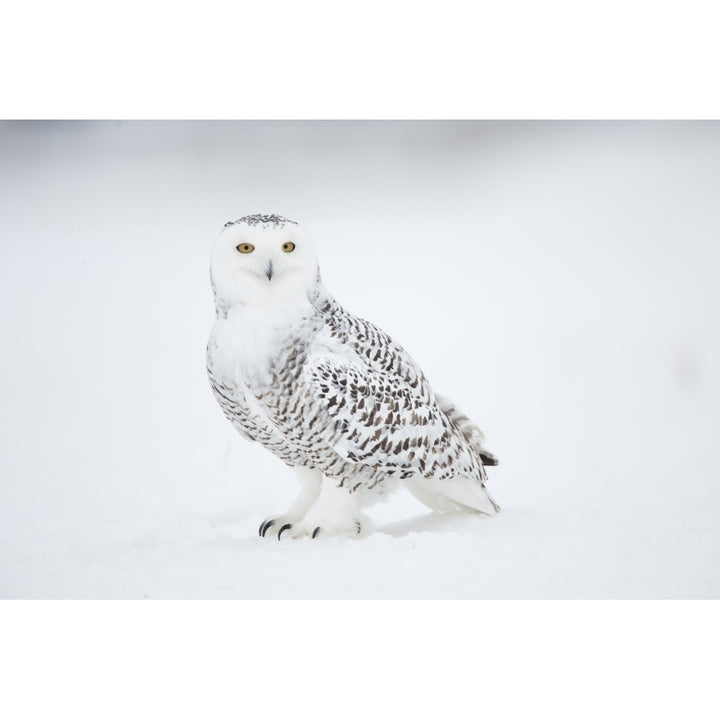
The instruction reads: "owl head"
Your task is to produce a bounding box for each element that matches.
[210,214,319,308]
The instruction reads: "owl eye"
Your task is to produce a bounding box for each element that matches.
[282,241,296,253]
[236,243,255,254]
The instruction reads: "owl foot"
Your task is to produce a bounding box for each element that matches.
[260,478,366,539]
[259,517,363,539]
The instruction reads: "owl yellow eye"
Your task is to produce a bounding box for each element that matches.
[282,241,296,253]
[236,243,255,254]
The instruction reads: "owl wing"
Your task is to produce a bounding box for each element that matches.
[304,347,460,475]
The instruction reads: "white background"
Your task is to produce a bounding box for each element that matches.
[1,2,719,718]
[1,119,718,599]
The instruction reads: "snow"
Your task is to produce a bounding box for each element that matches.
[1,120,719,598]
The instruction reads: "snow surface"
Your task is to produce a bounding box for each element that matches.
[1,120,719,598]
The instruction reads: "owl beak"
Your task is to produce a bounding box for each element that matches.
[265,260,274,281]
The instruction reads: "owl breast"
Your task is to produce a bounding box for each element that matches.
[206,301,322,466]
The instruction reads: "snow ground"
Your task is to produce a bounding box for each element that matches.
[1,120,719,598]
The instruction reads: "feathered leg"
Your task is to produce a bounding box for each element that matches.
[287,478,366,539]
[259,466,322,538]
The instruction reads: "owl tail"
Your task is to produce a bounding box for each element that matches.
[435,394,499,467]
[403,474,500,515]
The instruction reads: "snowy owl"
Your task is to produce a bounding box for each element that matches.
[207,214,499,539]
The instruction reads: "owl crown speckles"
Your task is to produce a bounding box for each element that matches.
[224,214,298,229]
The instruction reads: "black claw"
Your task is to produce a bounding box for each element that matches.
[312,526,321,539]
[260,519,275,538]
[278,523,292,540]
[355,521,362,535]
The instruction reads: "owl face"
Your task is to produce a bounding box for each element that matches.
[211,218,319,307]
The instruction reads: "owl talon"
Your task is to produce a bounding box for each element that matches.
[259,519,276,537]
[312,526,321,539]
[278,523,293,540]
